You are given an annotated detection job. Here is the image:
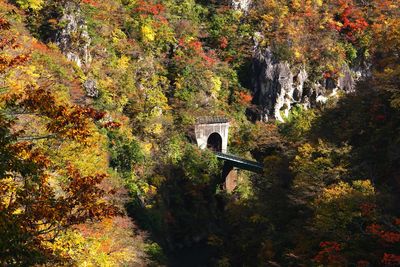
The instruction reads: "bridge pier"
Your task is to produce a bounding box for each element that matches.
[221,162,238,193]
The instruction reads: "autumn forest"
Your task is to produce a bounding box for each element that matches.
[0,0,399,266]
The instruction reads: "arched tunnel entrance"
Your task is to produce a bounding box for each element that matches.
[207,132,222,152]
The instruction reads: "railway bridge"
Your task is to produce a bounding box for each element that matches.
[195,117,263,192]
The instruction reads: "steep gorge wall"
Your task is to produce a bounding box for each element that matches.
[251,46,361,122]
[55,1,92,68]
[229,1,370,122]
[54,2,99,98]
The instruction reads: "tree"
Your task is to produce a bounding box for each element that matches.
[0,17,120,265]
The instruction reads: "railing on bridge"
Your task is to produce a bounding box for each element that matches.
[215,152,264,173]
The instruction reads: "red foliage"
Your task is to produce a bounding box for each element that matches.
[375,114,386,121]
[134,0,165,17]
[102,121,122,129]
[176,38,217,68]
[367,224,400,243]
[329,1,369,42]
[0,17,11,30]
[360,202,377,217]
[382,253,400,266]
[83,108,106,121]
[356,260,370,267]
[366,222,400,265]
[314,241,346,265]
[323,70,339,79]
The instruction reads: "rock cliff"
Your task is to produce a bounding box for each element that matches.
[231,0,252,12]
[56,1,91,68]
[251,46,362,122]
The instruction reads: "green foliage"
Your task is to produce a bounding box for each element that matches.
[180,144,220,183]
[314,180,375,233]
[291,140,352,202]
[162,134,185,164]
[108,131,144,173]
[279,106,318,142]
[145,242,167,265]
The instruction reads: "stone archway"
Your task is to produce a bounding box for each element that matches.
[207,132,222,152]
[194,117,229,153]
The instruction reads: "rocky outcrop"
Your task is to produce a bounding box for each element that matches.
[231,0,252,12]
[56,2,91,68]
[251,46,360,122]
[83,78,99,98]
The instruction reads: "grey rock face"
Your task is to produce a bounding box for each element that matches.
[231,0,252,12]
[337,64,355,92]
[56,2,91,68]
[83,78,99,98]
[251,47,359,122]
[252,48,297,122]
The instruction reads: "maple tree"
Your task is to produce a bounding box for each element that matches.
[0,17,120,264]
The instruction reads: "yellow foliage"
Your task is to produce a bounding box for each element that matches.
[294,49,301,59]
[5,64,40,93]
[48,216,143,266]
[210,75,222,97]
[352,180,375,195]
[291,0,301,10]
[48,128,108,176]
[320,181,353,202]
[16,0,44,11]
[143,143,153,154]
[0,178,18,208]
[141,25,156,42]
[314,180,376,231]
[111,28,127,45]
[116,55,130,71]
[174,75,184,90]
[320,180,374,203]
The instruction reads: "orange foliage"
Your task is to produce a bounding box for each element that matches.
[31,40,49,52]
[103,121,122,129]
[239,91,253,104]
[219,36,228,49]
[0,19,120,262]
[3,84,106,141]
[81,0,99,7]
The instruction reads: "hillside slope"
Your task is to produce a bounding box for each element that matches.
[1,0,399,266]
